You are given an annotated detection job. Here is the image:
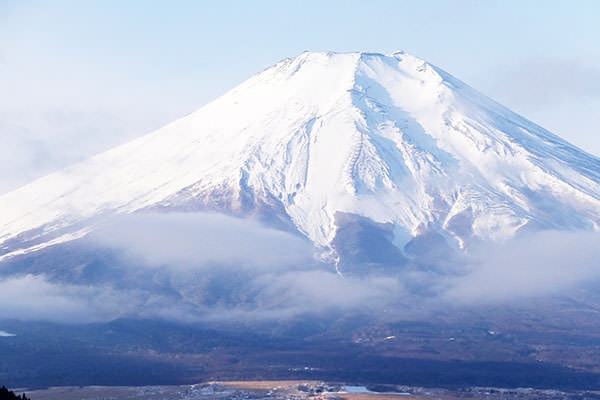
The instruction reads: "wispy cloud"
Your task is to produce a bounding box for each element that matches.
[483,57,600,156]
[489,58,600,110]
[0,31,202,194]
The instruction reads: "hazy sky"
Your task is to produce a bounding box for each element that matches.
[1,0,599,193]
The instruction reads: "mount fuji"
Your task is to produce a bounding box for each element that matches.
[1,51,600,266]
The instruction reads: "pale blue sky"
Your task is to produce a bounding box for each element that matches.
[1,0,599,192]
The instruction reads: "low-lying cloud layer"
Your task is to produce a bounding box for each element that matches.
[443,231,600,303]
[1,212,599,324]
[91,212,315,270]
[0,274,138,323]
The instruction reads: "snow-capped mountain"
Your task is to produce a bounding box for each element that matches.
[1,51,600,263]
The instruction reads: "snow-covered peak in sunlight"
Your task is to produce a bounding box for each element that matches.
[1,51,599,262]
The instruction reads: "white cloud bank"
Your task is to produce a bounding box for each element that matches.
[1,213,599,323]
[91,212,315,271]
[443,231,600,304]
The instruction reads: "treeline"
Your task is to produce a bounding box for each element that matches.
[0,386,30,400]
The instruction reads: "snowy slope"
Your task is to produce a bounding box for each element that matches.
[1,51,599,262]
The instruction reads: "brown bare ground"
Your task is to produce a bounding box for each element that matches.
[219,380,321,389]
[337,396,417,400]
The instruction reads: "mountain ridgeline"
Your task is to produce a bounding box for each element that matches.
[1,51,599,268]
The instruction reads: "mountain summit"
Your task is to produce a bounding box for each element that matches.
[1,51,599,263]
